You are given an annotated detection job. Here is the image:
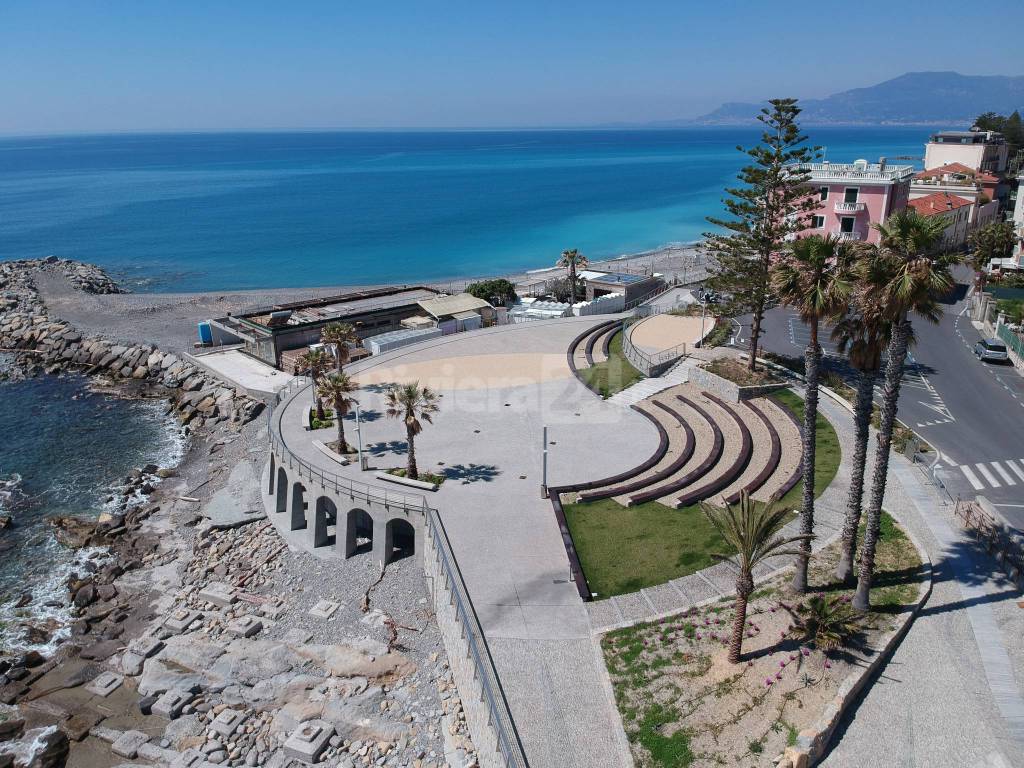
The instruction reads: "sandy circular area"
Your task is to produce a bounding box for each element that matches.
[353,352,571,391]
[629,313,714,354]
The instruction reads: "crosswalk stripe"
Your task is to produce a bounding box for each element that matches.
[960,465,985,491]
[1011,460,1024,483]
[990,461,1016,486]
[975,463,1001,488]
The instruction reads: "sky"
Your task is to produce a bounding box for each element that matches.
[2,0,1022,135]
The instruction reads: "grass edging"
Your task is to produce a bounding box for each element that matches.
[785,519,933,768]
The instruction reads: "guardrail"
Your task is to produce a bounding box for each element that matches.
[621,318,688,376]
[267,378,528,767]
[624,281,673,310]
[954,499,1024,587]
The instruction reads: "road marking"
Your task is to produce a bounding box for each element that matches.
[975,463,1001,488]
[1006,460,1024,483]
[990,461,1016,486]
[960,465,985,490]
[940,452,959,467]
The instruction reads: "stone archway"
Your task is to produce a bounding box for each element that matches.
[275,467,288,515]
[314,497,337,548]
[268,454,276,495]
[290,482,307,531]
[385,518,416,563]
[344,508,374,558]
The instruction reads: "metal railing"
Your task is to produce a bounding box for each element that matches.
[426,509,530,768]
[268,378,528,766]
[954,499,1024,585]
[624,281,673,310]
[621,320,688,376]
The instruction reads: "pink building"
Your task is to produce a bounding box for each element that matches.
[793,158,915,244]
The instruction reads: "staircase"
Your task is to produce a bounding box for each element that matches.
[606,358,692,407]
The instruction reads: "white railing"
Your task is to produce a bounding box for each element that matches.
[794,162,915,182]
[834,201,866,213]
[833,229,865,241]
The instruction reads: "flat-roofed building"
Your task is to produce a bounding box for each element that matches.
[577,270,662,304]
[794,158,914,244]
[924,130,1009,175]
[206,286,441,368]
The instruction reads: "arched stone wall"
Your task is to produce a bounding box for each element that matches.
[314,496,337,548]
[385,518,416,563]
[290,481,307,531]
[275,467,288,515]
[344,508,374,558]
[268,454,276,495]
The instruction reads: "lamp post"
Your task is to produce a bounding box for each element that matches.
[355,403,367,471]
[541,424,549,499]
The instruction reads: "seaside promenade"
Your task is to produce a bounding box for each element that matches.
[275,318,654,767]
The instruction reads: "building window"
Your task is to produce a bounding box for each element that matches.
[844,187,859,204]
[840,217,855,233]
[812,215,825,229]
[819,186,829,201]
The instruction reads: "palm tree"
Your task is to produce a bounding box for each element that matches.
[771,234,851,592]
[700,491,813,664]
[556,248,588,306]
[384,381,440,480]
[317,372,358,453]
[852,209,957,611]
[830,291,892,583]
[320,322,358,372]
[300,348,332,421]
[966,220,1015,293]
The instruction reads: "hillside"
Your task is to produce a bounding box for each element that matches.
[691,72,1024,125]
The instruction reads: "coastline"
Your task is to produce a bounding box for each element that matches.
[0,259,477,768]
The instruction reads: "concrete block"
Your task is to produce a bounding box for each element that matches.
[227,615,263,638]
[111,730,150,759]
[281,628,313,646]
[197,583,237,608]
[164,608,201,633]
[170,748,204,768]
[308,600,339,620]
[282,720,334,763]
[209,708,247,738]
[128,637,165,659]
[85,671,124,698]
[152,689,194,719]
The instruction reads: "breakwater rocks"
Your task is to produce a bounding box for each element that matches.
[0,259,263,432]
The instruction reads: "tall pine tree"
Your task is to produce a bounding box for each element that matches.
[705,99,820,370]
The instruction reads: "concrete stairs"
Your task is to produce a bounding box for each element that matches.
[606,358,692,407]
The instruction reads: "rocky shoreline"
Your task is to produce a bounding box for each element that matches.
[0,259,477,768]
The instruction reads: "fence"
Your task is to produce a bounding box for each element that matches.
[621,320,688,376]
[267,380,528,767]
[954,499,1024,587]
[997,322,1024,358]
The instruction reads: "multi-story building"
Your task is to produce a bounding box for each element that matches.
[794,158,915,244]
[924,129,1009,175]
[907,191,973,248]
[911,162,1001,229]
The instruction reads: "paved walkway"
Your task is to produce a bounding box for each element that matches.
[814,396,1024,767]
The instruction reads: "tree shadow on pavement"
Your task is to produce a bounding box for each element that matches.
[443,463,501,485]
[367,440,408,457]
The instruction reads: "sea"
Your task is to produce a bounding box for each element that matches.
[0,126,926,651]
[0,127,928,292]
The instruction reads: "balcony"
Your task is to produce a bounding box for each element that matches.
[833,229,865,241]
[834,201,866,213]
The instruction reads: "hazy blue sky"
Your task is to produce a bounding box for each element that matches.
[2,0,1021,134]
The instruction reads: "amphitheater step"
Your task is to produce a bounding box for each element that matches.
[671,393,753,508]
[605,362,692,407]
[750,395,803,503]
[720,398,782,504]
[589,323,620,365]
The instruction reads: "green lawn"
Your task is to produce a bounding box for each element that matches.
[581,329,644,398]
[564,387,842,598]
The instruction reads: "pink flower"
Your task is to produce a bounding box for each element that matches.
[780,660,787,668]
[775,672,782,680]
[765,678,773,686]
[747,661,754,667]
[801,648,810,657]
[789,654,796,661]
[824,660,832,669]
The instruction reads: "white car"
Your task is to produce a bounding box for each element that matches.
[974,338,1009,363]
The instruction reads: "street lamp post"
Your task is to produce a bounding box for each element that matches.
[541,424,549,499]
[355,403,367,471]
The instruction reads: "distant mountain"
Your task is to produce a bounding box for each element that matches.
[688,72,1024,126]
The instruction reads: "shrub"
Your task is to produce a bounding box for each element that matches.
[786,594,862,650]
[465,278,518,307]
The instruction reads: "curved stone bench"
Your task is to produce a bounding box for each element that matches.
[550,404,669,495]
[577,398,695,503]
[722,399,781,504]
[627,393,724,507]
[760,393,804,502]
[602,325,620,361]
[587,323,620,366]
[566,319,619,383]
[672,393,753,508]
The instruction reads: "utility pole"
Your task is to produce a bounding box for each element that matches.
[541,425,549,498]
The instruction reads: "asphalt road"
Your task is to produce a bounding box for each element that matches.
[737,279,1024,527]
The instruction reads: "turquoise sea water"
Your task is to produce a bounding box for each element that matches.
[0,128,927,292]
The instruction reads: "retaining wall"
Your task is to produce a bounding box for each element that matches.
[687,365,788,403]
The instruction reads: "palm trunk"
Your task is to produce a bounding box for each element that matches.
[311,370,325,421]
[569,264,577,306]
[335,347,343,373]
[835,368,876,583]
[853,317,910,611]
[729,574,753,664]
[748,302,764,372]
[336,405,348,453]
[406,426,419,480]
[792,319,819,593]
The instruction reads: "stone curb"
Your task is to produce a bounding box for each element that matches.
[783,518,934,768]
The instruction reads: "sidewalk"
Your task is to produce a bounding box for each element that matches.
[815,396,1024,767]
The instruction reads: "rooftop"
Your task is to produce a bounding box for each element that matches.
[907,192,973,216]
[237,286,438,328]
[578,270,649,285]
[792,160,915,183]
[929,130,1005,145]
[416,292,492,319]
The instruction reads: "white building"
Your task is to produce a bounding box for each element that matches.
[924,130,1009,175]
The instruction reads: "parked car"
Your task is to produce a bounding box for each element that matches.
[974,338,1009,363]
